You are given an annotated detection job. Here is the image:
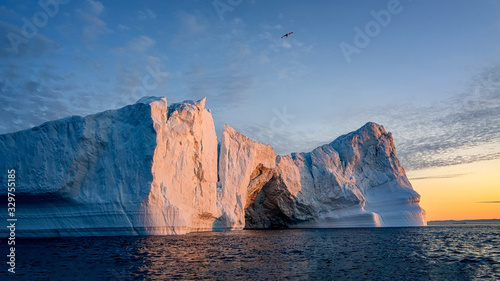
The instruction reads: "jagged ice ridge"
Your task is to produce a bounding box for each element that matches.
[0,97,426,237]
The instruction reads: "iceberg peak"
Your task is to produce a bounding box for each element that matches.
[135,96,167,105]
[0,100,425,237]
[352,122,388,140]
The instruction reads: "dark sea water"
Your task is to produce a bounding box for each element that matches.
[1,225,499,280]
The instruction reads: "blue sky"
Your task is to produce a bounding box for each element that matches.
[1,0,499,171]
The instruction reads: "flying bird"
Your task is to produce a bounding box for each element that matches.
[281,32,293,38]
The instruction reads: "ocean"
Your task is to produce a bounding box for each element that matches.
[1,225,499,280]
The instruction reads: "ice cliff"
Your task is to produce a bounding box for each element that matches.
[0,97,218,236]
[215,124,276,230]
[0,97,426,237]
[245,122,426,228]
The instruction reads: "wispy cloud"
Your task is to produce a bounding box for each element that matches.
[477,201,500,204]
[289,63,500,171]
[170,11,258,107]
[171,11,212,53]
[282,41,291,49]
[0,5,17,17]
[392,65,500,170]
[180,64,256,108]
[0,52,111,134]
[409,174,465,181]
[260,23,283,30]
[77,0,112,45]
[112,57,169,108]
[179,11,206,34]
[234,64,500,167]
[0,64,74,133]
[110,35,156,55]
[127,35,155,52]
[137,8,157,20]
[0,21,60,58]
[117,24,130,30]
[239,123,312,155]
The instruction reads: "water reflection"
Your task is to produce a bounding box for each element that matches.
[419,225,500,280]
[107,227,500,280]
[2,226,499,280]
[119,230,317,280]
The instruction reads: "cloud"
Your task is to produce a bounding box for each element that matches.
[127,36,155,52]
[0,5,17,17]
[0,81,71,133]
[117,24,130,30]
[391,65,500,170]
[179,12,206,34]
[238,122,312,155]
[477,201,500,204]
[38,66,64,82]
[181,64,255,108]
[111,35,156,54]
[169,11,259,107]
[112,58,170,108]
[408,174,465,181]
[282,41,291,49]
[0,21,60,57]
[137,8,157,20]
[77,0,112,44]
[261,23,283,30]
[86,0,104,15]
[232,64,500,169]
[0,60,96,135]
[277,63,500,171]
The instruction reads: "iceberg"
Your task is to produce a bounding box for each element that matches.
[0,97,425,237]
[0,97,218,236]
[245,122,426,228]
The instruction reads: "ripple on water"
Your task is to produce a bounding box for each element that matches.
[0,225,499,280]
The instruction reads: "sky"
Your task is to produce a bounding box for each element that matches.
[1,0,499,221]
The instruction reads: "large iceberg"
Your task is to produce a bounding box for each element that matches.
[215,124,276,230]
[0,97,425,237]
[245,122,426,228]
[0,97,218,236]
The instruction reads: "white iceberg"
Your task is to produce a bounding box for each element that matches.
[0,97,426,237]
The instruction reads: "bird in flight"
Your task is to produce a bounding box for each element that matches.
[281,32,293,38]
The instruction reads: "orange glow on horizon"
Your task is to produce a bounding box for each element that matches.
[407,159,500,221]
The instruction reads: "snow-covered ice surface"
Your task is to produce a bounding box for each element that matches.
[246,122,426,228]
[0,97,425,237]
[0,97,219,236]
[215,124,275,230]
